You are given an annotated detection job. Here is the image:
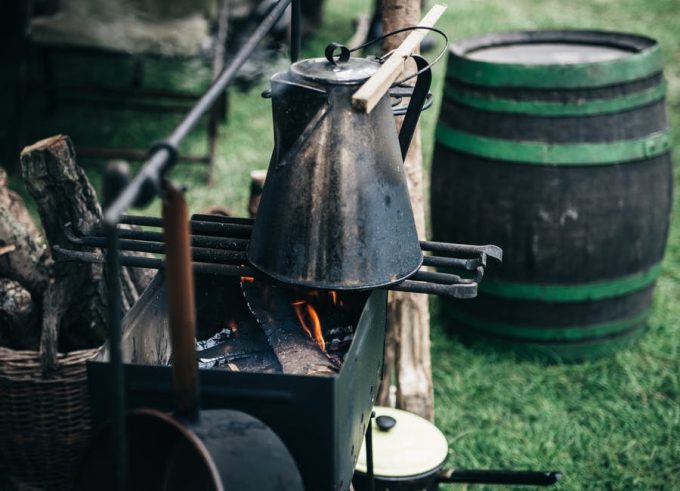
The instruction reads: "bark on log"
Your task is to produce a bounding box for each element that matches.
[242,280,338,376]
[0,278,40,350]
[0,168,52,300]
[19,135,142,350]
[377,0,434,421]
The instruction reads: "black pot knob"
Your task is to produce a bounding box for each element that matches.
[375,415,397,432]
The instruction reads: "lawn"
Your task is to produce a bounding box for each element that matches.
[3,0,679,489]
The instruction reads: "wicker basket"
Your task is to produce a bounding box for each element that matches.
[0,346,99,490]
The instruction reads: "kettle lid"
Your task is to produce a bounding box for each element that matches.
[290,44,381,85]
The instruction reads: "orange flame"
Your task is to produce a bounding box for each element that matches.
[241,276,255,282]
[292,301,312,338]
[291,300,325,351]
[305,303,325,352]
[329,291,338,306]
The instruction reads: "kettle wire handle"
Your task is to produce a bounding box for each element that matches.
[397,54,432,160]
[346,25,449,87]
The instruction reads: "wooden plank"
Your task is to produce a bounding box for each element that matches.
[351,4,447,113]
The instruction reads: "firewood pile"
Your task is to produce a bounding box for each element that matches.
[0,135,152,360]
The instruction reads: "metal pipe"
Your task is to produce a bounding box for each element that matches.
[366,411,375,491]
[290,0,301,62]
[105,225,126,491]
[121,214,253,226]
[103,0,292,225]
[438,469,562,486]
[420,240,503,262]
[422,255,480,270]
[69,234,248,264]
[54,246,257,277]
[411,270,474,285]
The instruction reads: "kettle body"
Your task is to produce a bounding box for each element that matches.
[248,54,424,290]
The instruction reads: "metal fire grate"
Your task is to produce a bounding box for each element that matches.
[55,213,502,300]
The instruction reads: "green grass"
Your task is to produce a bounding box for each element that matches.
[3,0,680,489]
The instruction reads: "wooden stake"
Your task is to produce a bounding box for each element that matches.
[377,0,435,421]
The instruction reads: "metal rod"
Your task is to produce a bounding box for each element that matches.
[438,469,562,486]
[121,214,254,227]
[411,270,474,285]
[69,234,248,264]
[420,240,503,261]
[78,146,210,163]
[105,225,126,491]
[54,246,257,277]
[422,255,481,270]
[103,0,292,225]
[290,0,301,62]
[393,280,478,299]
[366,411,375,491]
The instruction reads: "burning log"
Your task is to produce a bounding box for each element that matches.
[242,280,338,376]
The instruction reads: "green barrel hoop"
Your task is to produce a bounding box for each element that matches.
[444,306,649,342]
[477,264,662,302]
[447,31,663,88]
[435,125,671,165]
[442,80,667,116]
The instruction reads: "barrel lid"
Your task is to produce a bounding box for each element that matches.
[468,43,630,65]
[447,30,662,88]
[355,407,449,478]
[290,56,380,85]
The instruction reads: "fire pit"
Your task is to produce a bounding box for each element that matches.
[88,272,387,491]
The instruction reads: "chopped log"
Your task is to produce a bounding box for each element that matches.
[242,280,338,376]
[0,168,52,301]
[378,0,434,421]
[19,135,139,350]
[0,168,43,240]
[0,278,40,350]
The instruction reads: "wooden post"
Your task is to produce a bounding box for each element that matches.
[377,0,434,420]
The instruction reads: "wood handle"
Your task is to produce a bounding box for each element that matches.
[162,183,199,421]
[351,3,447,113]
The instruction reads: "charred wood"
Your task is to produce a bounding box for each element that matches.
[242,280,338,376]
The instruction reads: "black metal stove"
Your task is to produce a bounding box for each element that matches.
[88,272,386,491]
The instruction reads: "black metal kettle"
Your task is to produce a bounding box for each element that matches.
[247,45,432,291]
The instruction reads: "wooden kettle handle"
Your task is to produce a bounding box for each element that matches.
[351,3,447,113]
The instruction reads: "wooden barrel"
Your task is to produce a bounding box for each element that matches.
[431,30,672,361]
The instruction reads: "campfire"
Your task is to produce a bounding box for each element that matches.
[194,278,365,374]
[88,272,386,491]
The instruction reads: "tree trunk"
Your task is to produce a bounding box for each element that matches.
[377,0,434,421]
